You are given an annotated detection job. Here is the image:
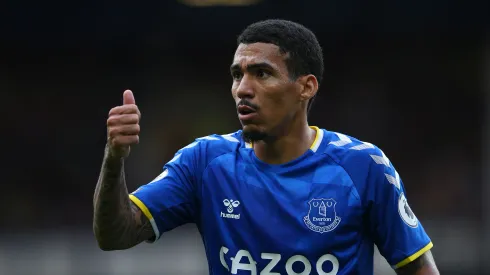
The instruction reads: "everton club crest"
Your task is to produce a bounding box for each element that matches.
[303,198,341,233]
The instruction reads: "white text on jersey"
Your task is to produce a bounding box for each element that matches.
[221,199,241,220]
[220,246,339,275]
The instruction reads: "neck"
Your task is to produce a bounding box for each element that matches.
[253,119,317,165]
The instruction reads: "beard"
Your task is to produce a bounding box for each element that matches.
[242,128,268,143]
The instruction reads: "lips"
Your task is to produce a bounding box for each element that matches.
[237,105,256,115]
[237,105,258,122]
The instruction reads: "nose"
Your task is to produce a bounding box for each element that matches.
[235,74,255,99]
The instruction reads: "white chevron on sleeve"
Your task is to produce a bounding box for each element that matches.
[369,149,391,167]
[149,169,169,184]
[221,134,240,143]
[180,135,218,152]
[329,132,353,147]
[181,133,239,153]
[370,150,401,190]
[350,142,375,150]
[199,136,220,141]
[370,154,390,167]
[384,171,401,190]
[328,133,401,190]
[344,138,400,190]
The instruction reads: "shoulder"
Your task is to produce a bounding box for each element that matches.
[322,130,386,167]
[174,130,245,164]
[321,130,395,187]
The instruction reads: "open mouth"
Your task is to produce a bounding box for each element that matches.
[237,105,256,115]
[237,105,258,121]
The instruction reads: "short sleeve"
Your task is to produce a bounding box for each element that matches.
[367,148,433,269]
[129,141,202,242]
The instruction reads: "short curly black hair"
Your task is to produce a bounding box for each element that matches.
[237,19,324,112]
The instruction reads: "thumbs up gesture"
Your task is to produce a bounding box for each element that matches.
[106,90,141,159]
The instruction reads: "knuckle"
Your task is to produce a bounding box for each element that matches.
[134,108,141,116]
[124,125,135,134]
[107,117,117,126]
[132,114,140,122]
[108,106,120,116]
[115,136,128,146]
[108,127,119,137]
[128,135,139,144]
[132,105,140,114]
[124,114,135,123]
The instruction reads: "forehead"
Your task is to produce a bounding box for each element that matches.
[233,43,287,69]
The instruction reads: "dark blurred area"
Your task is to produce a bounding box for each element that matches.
[1,0,488,274]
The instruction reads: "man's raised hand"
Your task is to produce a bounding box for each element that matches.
[106,90,141,159]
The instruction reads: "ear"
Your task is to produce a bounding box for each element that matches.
[297,74,318,103]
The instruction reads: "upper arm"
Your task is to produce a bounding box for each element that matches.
[129,140,204,242]
[396,250,440,275]
[363,147,434,269]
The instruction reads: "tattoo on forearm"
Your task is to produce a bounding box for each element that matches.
[93,147,154,250]
[396,251,439,275]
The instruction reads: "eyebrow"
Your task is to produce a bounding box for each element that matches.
[230,62,276,73]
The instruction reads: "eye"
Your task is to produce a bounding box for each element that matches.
[231,71,242,81]
[256,69,271,79]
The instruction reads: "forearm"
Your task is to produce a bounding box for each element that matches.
[93,145,135,250]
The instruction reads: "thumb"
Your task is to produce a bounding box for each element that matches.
[123,90,136,105]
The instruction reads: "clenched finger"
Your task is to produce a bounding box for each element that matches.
[108,124,140,137]
[108,104,141,117]
[107,114,140,126]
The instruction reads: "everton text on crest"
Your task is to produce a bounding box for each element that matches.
[303,198,341,233]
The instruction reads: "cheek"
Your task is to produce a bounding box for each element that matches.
[268,91,299,120]
[265,89,289,109]
[261,91,289,118]
[231,86,238,100]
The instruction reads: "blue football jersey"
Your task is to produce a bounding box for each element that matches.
[129,127,433,275]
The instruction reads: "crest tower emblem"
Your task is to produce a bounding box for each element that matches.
[303,198,341,233]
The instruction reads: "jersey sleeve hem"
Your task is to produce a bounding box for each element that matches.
[128,194,161,243]
[394,241,433,269]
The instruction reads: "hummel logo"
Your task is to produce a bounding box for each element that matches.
[221,199,240,220]
[223,199,240,213]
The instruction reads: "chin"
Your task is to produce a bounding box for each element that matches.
[242,126,268,143]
